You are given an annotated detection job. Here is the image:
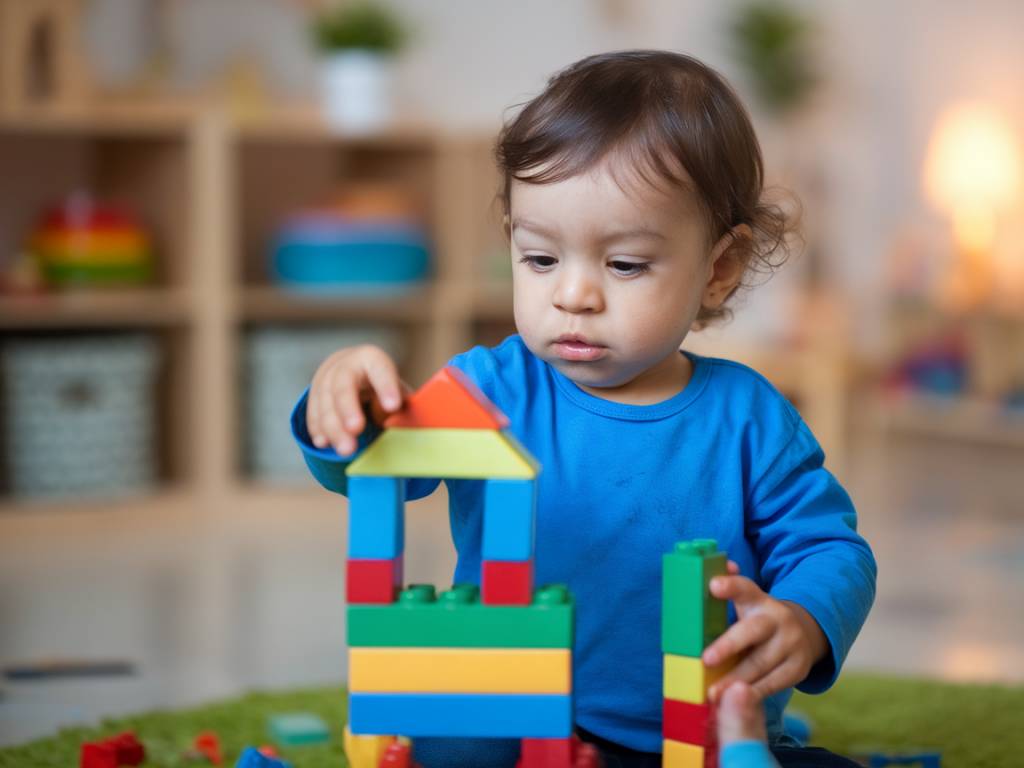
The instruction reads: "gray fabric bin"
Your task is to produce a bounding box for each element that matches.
[2,334,161,499]
[244,326,402,484]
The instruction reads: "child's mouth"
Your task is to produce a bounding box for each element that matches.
[552,336,607,362]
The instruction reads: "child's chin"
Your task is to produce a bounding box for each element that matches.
[549,357,629,388]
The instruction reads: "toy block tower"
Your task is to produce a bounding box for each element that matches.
[661,540,730,768]
[342,367,577,766]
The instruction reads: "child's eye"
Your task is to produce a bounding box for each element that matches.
[519,254,557,271]
[609,260,651,277]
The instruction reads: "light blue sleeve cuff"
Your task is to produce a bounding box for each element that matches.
[720,740,781,768]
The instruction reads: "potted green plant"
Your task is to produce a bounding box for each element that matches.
[311,1,408,131]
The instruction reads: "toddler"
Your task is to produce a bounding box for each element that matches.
[293,50,876,768]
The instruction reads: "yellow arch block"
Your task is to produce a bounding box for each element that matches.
[663,653,735,704]
[349,647,570,694]
[347,428,539,479]
[663,739,705,768]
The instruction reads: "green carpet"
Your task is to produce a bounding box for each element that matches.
[0,673,1018,767]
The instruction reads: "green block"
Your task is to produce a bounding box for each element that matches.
[348,583,573,648]
[661,539,728,656]
[268,711,330,746]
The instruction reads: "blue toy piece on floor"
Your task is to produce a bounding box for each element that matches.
[866,751,941,768]
[235,746,292,768]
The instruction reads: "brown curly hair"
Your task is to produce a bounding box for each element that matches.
[494,50,799,327]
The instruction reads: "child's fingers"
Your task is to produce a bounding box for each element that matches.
[306,387,329,449]
[726,560,740,575]
[328,371,365,455]
[707,635,786,701]
[702,612,774,668]
[709,574,763,605]
[715,681,767,745]
[749,657,805,700]
[364,351,403,413]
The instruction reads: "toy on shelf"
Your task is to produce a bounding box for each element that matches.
[27,195,154,288]
[341,365,735,768]
[271,183,429,295]
[882,331,968,398]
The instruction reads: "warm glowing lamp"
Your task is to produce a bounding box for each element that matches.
[923,103,1022,308]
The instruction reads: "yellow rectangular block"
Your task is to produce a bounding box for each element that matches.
[663,739,705,768]
[349,647,571,694]
[663,653,735,704]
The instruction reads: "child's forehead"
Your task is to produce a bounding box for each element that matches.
[510,153,702,221]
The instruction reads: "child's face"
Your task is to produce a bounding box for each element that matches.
[509,154,737,400]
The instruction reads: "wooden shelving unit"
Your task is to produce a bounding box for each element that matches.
[0,103,507,520]
[0,287,190,328]
[0,101,860,517]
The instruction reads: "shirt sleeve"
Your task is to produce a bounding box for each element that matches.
[720,741,781,768]
[290,387,441,500]
[746,416,878,694]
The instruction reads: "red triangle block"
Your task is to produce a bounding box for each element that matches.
[384,366,510,430]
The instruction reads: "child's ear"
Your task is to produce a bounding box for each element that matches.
[701,223,751,310]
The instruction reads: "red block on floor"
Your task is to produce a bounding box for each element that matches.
[110,732,145,765]
[81,732,146,768]
[347,556,403,604]
[520,736,573,767]
[663,698,717,750]
[80,742,117,768]
[482,559,533,605]
[194,731,223,765]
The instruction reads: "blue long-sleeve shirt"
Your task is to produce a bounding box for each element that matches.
[292,334,876,760]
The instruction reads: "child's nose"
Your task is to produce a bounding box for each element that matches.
[552,269,604,314]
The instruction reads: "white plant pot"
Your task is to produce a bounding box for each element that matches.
[319,50,395,132]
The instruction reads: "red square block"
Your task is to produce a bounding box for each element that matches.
[520,736,573,767]
[482,559,533,605]
[347,555,403,604]
[663,697,717,750]
[80,742,117,768]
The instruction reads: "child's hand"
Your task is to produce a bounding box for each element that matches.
[702,565,829,702]
[306,344,409,456]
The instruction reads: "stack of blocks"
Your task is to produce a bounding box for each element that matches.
[343,368,577,760]
[662,540,731,768]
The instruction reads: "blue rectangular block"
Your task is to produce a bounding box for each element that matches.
[348,476,405,559]
[482,478,536,561]
[348,692,571,738]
